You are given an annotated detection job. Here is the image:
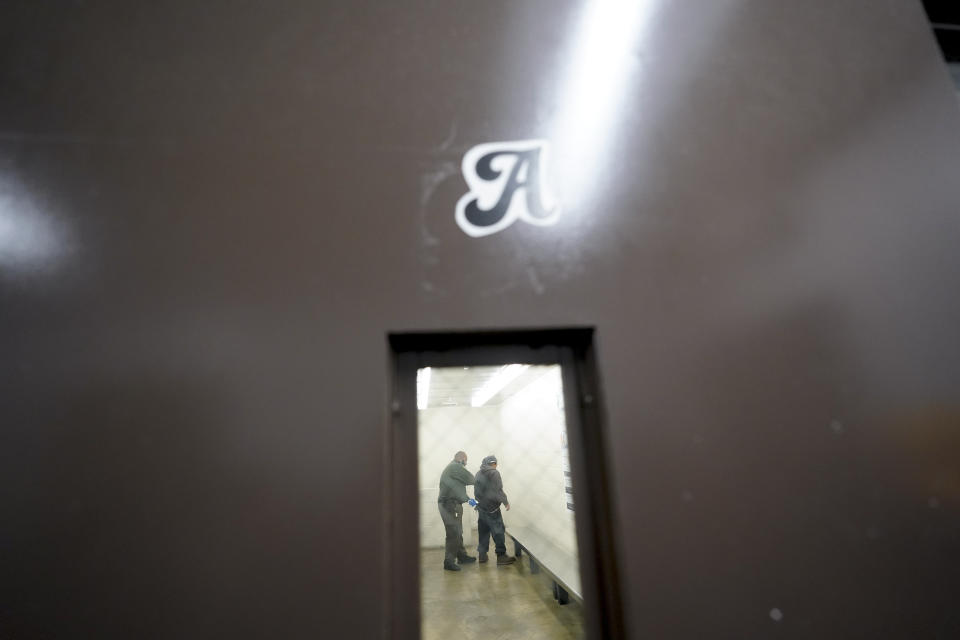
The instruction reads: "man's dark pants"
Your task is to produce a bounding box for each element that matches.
[438,499,466,564]
[477,508,507,556]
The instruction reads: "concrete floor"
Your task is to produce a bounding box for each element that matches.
[420,547,585,640]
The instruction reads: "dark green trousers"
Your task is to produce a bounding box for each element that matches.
[438,499,466,564]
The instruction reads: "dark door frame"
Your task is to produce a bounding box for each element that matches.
[385,328,625,640]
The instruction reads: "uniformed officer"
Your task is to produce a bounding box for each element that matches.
[437,451,478,571]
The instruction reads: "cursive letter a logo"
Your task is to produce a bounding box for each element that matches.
[455,139,560,237]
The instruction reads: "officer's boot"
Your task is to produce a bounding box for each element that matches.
[478,551,488,563]
[443,560,461,571]
[496,554,517,566]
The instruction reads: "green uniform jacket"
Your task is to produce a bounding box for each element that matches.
[438,460,475,503]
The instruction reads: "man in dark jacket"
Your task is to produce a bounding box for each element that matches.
[474,455,516,565]
[437,451,478,571]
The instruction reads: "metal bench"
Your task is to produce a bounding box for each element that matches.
[508,525,582,606]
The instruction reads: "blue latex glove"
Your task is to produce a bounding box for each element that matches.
[468,499,477,507]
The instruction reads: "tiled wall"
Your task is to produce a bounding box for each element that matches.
[499,367,579,558]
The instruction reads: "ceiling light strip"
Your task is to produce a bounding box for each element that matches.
[417,367,431,410]
[471,364,529,407]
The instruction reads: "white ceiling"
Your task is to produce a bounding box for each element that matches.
[419,364,557,409]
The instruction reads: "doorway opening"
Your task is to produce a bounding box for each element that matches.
[387,330,624,640]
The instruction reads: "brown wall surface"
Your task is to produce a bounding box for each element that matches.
[2,1,959,637]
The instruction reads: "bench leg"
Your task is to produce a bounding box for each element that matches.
[556,583,570,606]
[513,537,522,558]
[529,556,540,574]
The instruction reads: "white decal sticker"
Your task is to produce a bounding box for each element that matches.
[455,139,560,237]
